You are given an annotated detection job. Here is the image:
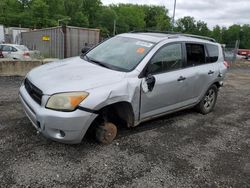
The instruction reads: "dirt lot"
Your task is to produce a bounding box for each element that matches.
[0,62,250,187]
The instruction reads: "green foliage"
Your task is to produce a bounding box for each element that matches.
[0,0,171,34]
[175,16,197,34]
[175,16,250,49]
[175,16,210,36]
[143,5,171,30]
[211,25,222,43]
[0,1,249,48]
[111,4,146,33]
[240,25,250,49]
[95,6,117,36]
[30,0,50,28]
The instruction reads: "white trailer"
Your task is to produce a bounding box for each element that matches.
[0,25,4,43]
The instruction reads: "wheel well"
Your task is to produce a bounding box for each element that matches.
[96,102,135,128]
[213,81,221,89]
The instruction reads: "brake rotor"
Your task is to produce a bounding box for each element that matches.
[96,122,117,144]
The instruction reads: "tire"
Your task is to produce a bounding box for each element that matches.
[95,122,117,144]
[196,84,218,115]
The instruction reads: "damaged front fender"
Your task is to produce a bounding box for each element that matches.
[79,77,142,126]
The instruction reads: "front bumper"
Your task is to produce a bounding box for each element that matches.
[19,85,98,144]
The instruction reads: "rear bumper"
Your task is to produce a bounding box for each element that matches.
[19,85,98,144]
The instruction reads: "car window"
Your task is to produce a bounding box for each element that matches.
[148,43,183,74]
[16,45,29,51]
[85,36,155,72]
[206,44,219,63]
[12,47,18,52]
[2,45,12,52]
[186,43,205,66]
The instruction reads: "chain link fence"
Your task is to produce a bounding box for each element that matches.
[223,40,240,64]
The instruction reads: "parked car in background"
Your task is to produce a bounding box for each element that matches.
[238,49,250,58]
[19,32,228,144]
[0,44,33,61]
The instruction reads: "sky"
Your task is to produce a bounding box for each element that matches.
[101,0,250,29]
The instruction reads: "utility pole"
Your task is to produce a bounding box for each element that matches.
[172,0,177,30]
[113,19,116,36]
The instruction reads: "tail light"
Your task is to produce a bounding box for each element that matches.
[23,51,30,57]
[223,61,229,68]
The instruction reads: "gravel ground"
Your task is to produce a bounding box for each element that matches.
[0,62,250,187]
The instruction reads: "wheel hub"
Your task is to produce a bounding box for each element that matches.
[96,122,117,144]
[204,89,215,109]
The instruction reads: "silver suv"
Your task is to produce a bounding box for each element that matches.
[19,32,227,144]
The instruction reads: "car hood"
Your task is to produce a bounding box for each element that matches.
[27,57,125,95]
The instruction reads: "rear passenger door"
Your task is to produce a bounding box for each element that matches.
[183,43,219,100]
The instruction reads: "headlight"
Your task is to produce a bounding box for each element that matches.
[46,92,89,111]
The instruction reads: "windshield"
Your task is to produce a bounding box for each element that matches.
[84,36,155,72]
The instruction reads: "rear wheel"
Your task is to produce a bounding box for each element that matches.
[95,122,117,144]
[196,85,218,114]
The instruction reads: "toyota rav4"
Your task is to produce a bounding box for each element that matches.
[19,32,227,144]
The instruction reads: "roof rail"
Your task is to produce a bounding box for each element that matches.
[129,30,216,42]
[130,30,180,35]
[179,34,216,42]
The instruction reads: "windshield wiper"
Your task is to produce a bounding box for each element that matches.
[83,55,128,72]
[86,56,111,69]
[83,54,90,61]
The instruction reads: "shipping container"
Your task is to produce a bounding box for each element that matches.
[21,26,100,59]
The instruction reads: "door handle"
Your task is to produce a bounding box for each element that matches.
[208,70,214,75]
[177,76,186,81]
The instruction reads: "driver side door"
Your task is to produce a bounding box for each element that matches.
[140,42,190,120]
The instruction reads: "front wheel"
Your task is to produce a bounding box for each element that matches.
[196,85,218,114]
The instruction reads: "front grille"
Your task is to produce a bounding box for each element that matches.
[24,78,43,105]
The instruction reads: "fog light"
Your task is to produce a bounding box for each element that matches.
[59,130,65,137]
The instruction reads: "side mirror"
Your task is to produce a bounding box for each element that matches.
[146,74,156,92]
[81,47,91,55]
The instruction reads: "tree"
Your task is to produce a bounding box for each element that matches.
[240,25,250,49]
[143,5,171,31]
[175,16,196,33]
[82,0,102,27]
[0,0,23,27]
[71,12,89,27]
[211,25,222,43]
[195,20,210,36]
[96,6,117,36]
[30,0,50,28]
[111,4,145,33]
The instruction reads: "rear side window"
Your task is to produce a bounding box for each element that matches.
[12,47,18,52]
[186,43,205,67]
[206,44,219,63]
